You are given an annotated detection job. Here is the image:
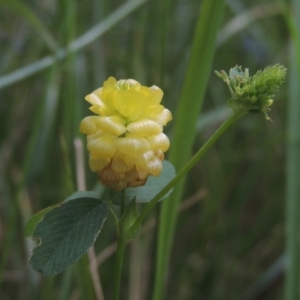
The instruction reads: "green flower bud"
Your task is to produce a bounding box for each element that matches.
[215,64,287,120]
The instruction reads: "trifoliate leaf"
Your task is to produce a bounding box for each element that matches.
[24,205,58,237]
[30,197,108,276]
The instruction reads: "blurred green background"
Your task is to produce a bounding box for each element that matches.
[0,0,298,299]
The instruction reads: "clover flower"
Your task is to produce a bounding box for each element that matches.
[215,64,287,120]
[80,77,172,191]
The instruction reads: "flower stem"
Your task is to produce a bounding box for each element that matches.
[120,189,125,215]
[129,111,246,234]
[113,189,126,300]
[112,235,126,300]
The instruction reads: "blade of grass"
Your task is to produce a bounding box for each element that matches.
[285,25,300,300]
[59,1,97,296]
[150,0,173,86]
[0,63,61,291]
[238,254,286,300]
[25,67,61,182]
[216,3,281,46]
[152,1,225,299]
[0,0,59,52]
[281,0,300,298]
[0,0,147,90]
[58,267,73,300]
[91,0,106,85]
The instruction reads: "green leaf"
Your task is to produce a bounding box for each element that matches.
[113,160,176,204]
[29,198,108,276]
[24,205,58,237]
[24,191,100,238]
[65,190,99,201]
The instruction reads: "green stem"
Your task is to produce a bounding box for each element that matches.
[108,205,119,225]
[120,189,125,215]
[129,111,245,234]
[112,189,126,300]
[112,235,126,300]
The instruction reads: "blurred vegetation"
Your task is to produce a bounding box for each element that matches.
[0,0,295,299]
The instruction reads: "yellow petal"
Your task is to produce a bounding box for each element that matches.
[150,108,172,125]
[141,105,164,120]
[102,78,117,102]
[148,86,163,105]
[155,149,165,161]
[89,156,111,172]
[138,86,151,96]
[117,79,140,91]
[111,155,134,173]
[96,116,126,136]
[112,90,147,119]
[123,150,154,167]
[80,116,99,135]
[93,87,104,98]
[85,90,103,106]
[87,134,117,158]
[147,133,170,152]
[89,103,117,116]
[86,85,117,116]
[127,119,162,137]
[116,136,150,154]
[138,157,162,176]
[87,130,104,141]
[103,77,117,89]
[128,80,141,91]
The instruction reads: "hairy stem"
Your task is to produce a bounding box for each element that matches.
[129,111,245,234]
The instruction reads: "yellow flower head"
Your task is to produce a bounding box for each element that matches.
[80,77,172,191]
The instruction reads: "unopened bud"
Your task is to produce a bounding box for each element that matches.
[215,64,287,120]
